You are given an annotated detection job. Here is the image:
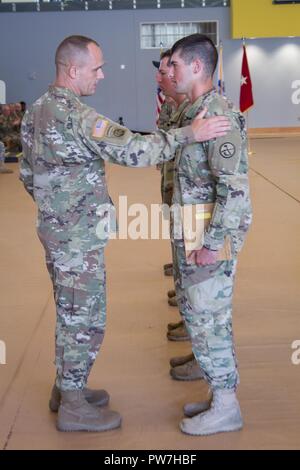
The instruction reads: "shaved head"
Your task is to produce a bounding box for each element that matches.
[54,35,104,96]
[55,35,100,70]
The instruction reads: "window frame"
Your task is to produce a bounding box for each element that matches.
[140,20,219,50]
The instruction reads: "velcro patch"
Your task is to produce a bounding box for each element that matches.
[92,118,109,140]
[91,117,131,146]
[219,142,236,159]
[210,129,242,174]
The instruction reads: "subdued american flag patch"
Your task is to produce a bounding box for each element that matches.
[92,118,109,140]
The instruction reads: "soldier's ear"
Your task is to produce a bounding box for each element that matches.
[192,58,203,75]
[69,65,77,80]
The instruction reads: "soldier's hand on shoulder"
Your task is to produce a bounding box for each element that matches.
[191,107,231,143]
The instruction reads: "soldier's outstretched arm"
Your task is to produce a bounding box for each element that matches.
[78,108,230,168]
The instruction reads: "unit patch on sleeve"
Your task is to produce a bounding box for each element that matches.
[219,142,236,159]
[92,118,109,140]
[91,117,131,146]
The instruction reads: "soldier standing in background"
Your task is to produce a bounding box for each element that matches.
[20,35,230,433]
[0,140,13,174]
[168,34,252,436]
[0,105,14,173]
[155,50,204,381]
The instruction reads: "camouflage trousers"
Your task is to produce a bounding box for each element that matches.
[173,243,239,390]
[2,132,21,152]
[40,236,106,391]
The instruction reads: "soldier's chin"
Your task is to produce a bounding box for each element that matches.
[82,88,96,96]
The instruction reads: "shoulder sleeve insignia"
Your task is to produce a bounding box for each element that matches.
[92,118,109,139]
[112,128,126,138]
[219,142,236,159]
[209,129,242,175]
[91,116,132,146]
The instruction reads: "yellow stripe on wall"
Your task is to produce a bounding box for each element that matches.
[231,0,300,39]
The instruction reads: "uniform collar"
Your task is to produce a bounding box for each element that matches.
[169,98,190,123]
[185,88,217,119]
[177,98,190,114]
[48,85,81,102]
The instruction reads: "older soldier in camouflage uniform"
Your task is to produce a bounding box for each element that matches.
[168,34,252,436]
[20,35,230,433]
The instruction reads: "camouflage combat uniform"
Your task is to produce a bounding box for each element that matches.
[172,88,252,390]
[20,86,194,391]
[0,113,22,152]
[158,99,189,206]
[0,140,5,164]
[0,113,8,141]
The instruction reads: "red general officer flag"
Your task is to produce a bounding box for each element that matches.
[240,45,254,113]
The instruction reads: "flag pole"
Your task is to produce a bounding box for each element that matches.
[240,37,255,156]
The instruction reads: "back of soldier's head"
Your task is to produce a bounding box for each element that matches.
[171,34,218,79]
[55,35,100,70]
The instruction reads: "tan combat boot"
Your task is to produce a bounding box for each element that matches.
[167,319,183,331]
[164,263,173,277]
[183,396,212,417]
[167,289,176,299]
[57,390,121,432]
[168,296,178,307]
[49,384,109,412]
[163,263,173,271]
[180,389,243,436]
[170,358,204,381]
[167,323,189,341]
[169,352,194,368]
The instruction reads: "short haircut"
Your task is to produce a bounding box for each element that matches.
[171,34,218,78]
[160,49,172,61]
[55,35,100,68]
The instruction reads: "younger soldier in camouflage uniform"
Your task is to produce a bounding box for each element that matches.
[168,34,252,435]
[20,35,230,433]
